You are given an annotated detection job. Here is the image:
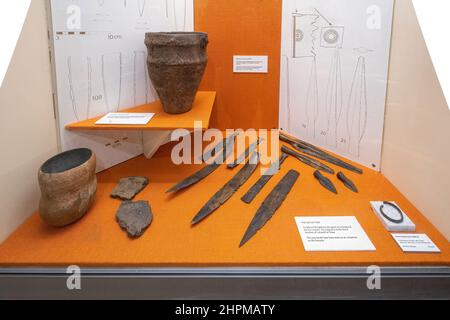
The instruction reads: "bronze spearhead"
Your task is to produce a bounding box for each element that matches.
[337,172,358,193]
[313,170,338,194]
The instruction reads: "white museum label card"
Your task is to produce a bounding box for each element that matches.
[295,216,376,252]
[95,113,155,125]
[391,234,441,253]
[233,55,268,73]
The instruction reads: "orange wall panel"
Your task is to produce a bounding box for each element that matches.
[195,0,282,130]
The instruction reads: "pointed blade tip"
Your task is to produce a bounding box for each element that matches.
[191,210,210,226]
[239,237,249,248]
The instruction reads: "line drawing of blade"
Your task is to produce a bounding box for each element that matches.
[346,56,368,158]
[172,0,188,31]
[291,12,320,138]
[133,51,149,105]
[325,48,343,147]
[102,52,123,113]
[305,56,319,138]
[67,56,92,121]
[138,0,146,17]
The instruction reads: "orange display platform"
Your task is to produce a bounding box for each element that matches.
[65,91,216,131]
[0,141,448,267]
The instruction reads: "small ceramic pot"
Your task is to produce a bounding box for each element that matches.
[145,32,208,114]
[38,148,97,227]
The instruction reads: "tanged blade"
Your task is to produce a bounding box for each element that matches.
[166,134,236,193]
[279,132,363,174]
[240,170,300,248]
[192,152,260,225]
[241,153,289,204]
[281,146,335,175]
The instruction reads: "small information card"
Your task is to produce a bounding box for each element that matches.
[233,55,268,73]
[95,113,155,125]
[295,216,376,252]
[391,233,441,253]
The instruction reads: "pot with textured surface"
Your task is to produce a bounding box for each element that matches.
[145,32,208,114]
[38,148,97,227]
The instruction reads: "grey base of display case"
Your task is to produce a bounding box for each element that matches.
[1,266,449,299]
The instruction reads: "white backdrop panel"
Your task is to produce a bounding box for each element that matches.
[279,0,394,170]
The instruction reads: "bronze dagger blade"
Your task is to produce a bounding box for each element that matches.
[166,163,220,194]
[228,138,262,169]
[240,170,300,248]
[192,152,260,225]
[281,146,335,174]
[241,153,289,204]
[166,134,236,193]
[200,132,239,163]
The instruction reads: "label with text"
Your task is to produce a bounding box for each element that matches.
[233,55,268,73]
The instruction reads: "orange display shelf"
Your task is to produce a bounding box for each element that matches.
[65,91,216,131]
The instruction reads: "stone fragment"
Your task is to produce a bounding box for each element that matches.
[111,177,149,200]
[116,201,153,239]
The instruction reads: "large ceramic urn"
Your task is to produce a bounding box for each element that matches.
[145,32,208,114]
[38,148,97,227]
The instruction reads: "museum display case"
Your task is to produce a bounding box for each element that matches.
[0,0,449,299]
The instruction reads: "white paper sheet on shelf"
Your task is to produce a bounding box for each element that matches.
[95,113,155,125]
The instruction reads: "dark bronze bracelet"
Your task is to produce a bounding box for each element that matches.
[380,201,404,224]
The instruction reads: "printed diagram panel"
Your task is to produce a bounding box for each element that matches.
[49,0,194,171]
[279,0,394,170]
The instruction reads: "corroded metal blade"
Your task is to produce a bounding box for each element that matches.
[166,134,236,193]
[166,163,220,194]
[192,152,260,225]
[282,146,335,174]
[240,170,300,248]
[313,170,337,194]
[228,139,262,169]
[201,132,239,163]
[241,153,289,204]
[337,172,358,193]
[279,132,363,174]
